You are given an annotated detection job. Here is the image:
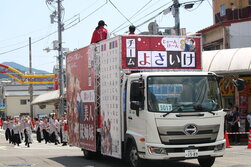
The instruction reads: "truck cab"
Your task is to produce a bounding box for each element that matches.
[125,72,225,167]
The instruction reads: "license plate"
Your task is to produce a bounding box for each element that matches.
[185,149,198,158]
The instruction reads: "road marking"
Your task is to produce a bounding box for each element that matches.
[14,144,74,150]
[7,163,32,166]
[0,146,7,150]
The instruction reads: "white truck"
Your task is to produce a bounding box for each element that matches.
[66,35,225,167]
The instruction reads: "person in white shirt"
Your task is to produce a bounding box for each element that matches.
[59,115,68,146]
[35,118,43,143]
[49,114,60,145]
[3,119,10,142]
[23,117,33,147]
[12,119,21,146]
[9,119,14,144]
[41,117,50,144]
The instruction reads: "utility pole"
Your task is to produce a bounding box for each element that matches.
[173,0,180,35]
[57,0,65,116]
[29,37,34,119]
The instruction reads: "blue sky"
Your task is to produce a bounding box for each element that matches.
[0,0,213,72]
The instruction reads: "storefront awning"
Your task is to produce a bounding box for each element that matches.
[31,89,61,105]
[202,47,251,74]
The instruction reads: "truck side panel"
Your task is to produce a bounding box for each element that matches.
[99,37,122,158]
[66,45,96,151]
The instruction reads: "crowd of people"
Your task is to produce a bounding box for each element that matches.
[0,114,67,147]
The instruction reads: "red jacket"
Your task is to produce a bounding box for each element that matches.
[90,26,108,44]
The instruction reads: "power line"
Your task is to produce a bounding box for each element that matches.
[0,0,109,56]
[61,0,102,24]
[113,1,173,34]
[127,0,168,22]
[206,0,223,24]
[0,31,57,55]
[0,40,29,49]
[0,26,53,44]
[65,0,108,31]
[80,1,108,22]
[108,0,133,25]
[135,11,163,28]
[79,0,102,14]
[111,0,154,34]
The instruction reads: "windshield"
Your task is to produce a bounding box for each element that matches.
[147,75,222,113]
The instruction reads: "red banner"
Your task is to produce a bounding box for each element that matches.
[66,45,96,151]
[121,36,201,70]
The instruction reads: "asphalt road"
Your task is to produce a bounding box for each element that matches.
[0,129,251,167]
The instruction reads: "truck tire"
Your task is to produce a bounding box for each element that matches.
[127,142,144,167]
[198,157,215,167]
[83,149,97,160]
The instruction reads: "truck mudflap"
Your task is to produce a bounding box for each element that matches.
[139,140,225,160]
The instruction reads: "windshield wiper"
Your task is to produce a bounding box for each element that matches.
[162,104,194,117]
[162,103,216,117]
[193,104,216,115]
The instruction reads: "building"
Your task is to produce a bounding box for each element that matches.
[197,0,251,50]
[197,18,251,50]
[213,0,251,23]
[3,84,55,118]
[202,47,251,132]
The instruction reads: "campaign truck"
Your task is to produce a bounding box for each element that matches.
[66,35,225,167]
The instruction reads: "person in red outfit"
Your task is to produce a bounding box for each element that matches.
[90,20,108,44]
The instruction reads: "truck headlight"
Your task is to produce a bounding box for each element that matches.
[148,146,167,154]
[214,143,225,151]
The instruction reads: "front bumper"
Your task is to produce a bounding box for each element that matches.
[139,140,225,160]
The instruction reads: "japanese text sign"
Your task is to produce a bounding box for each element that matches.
[122,36,201,70]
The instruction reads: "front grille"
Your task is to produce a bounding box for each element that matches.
[167,138,212,144]
[158,124,220,145]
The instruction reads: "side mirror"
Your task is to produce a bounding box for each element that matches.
[131,101,140,116]
[216,75,224,82]
[130,82,141,101]
[233,79,245,92]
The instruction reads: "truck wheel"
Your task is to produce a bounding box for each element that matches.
[198,157,215,167]
[127,142,143,167]
[83,149,96,160]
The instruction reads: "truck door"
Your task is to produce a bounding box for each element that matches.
[126,79,146,145]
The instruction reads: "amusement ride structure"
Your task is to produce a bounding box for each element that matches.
[0,64,56,85]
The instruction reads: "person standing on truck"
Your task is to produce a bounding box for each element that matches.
[128,25,136,35]
[90,20,108,44]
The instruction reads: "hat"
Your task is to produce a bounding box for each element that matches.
[98,20,107,26]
